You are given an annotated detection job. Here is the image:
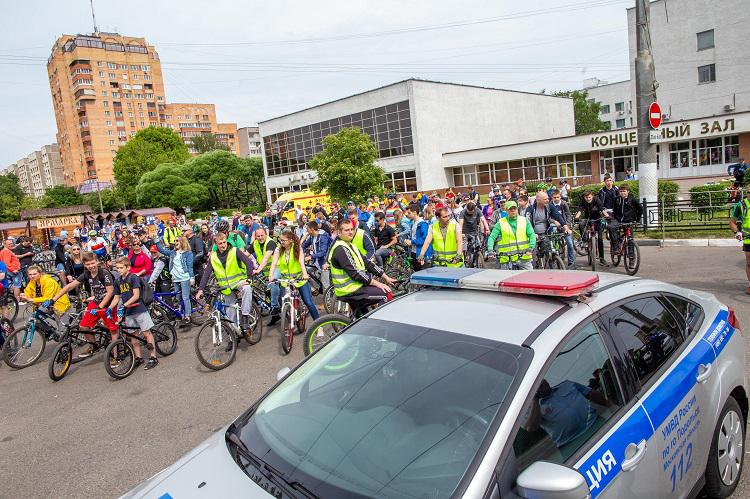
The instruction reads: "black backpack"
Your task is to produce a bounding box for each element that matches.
[138,275,154,306]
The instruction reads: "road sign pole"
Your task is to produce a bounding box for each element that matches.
[636,0,659,223]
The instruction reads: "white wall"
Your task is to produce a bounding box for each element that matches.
[409,80,575,190]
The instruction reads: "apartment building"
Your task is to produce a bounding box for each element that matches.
[238,126,262,157]
[3,144,65,198]
[47,32,238,188]
[161,103,239,155]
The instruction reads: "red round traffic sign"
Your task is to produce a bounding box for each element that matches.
[649,102,662,129]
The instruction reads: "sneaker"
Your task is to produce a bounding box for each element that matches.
[133,357,144,368]
[109,356,120,368]
[77,345,94,359]
[567,263,576,270]
[599,258,609,267]
[144,357,158,370]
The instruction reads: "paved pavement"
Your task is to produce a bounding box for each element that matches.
[1,246,749,498]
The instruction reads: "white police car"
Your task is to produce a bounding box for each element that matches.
[123,269,747,499]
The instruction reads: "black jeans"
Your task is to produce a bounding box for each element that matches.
[579,220,605,260]
[340,286,390,318]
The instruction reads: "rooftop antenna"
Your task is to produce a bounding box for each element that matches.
[90,0,99,33]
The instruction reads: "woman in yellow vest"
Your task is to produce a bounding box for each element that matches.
[417,207,463,267]
[268,229,319,320]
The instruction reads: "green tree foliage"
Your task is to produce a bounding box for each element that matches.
[190,133,230,154]
[552,90,611,135]
[113,126,190,207]
[309,127,386,204]
[83,188,127,213]
[0,174,28,222]
[39,185,83,208]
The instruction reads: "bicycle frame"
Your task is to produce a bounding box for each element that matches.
[153,289,206,320]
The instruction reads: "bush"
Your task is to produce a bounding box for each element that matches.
[569,179,679,208]
[689,184,730,212]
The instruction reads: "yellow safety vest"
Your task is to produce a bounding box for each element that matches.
[277,250,305,288]
[252,238,272,275]
[352,227,367,257]
[164,226,181,245]
[210,247,246,295]
[740,199,750,244]
[431,221,463,267]
[496,217,531,263]
[328,239,365,297]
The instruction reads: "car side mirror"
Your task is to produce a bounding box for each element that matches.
[276,367,291,381]
[516,461,590,499]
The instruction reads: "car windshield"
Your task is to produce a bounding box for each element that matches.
[235,318,526,498]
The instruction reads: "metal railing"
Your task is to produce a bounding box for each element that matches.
[640,187,741,237]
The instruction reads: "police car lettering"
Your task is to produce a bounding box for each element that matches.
[585,450,617,490]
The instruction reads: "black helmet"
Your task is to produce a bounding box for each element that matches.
[217,220,230,233]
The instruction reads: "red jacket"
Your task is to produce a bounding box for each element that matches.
[127,250,153,278]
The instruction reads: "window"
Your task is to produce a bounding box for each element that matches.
[101,91,107,97]
[598,297,684,387]
[664,295,704,336]
[698,64,716,83]
[97,61,104,67]
[103,101,109,107]
[107,130,113,136]
[107,62,116,69]
[105,120,112,126]
[130,64,138,70]
[600,104,610,114]
[513,322,623,469]
[122,74,128,80]
[128,111,134,117]
[615,118,626,129]
[98,71,105,77]
[697,29,715,50]
[104,111,110,117]
[615,102,624,112]
[108,72,116,79]
[133,74,139,80]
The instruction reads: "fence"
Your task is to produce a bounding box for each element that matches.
[640,188,740,238]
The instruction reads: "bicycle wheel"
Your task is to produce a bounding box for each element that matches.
[303,314,352,357]
[150,304,172,323]
[104,340,135,379]
[2,293,18,323]
[587,234,596,271]
[624,239,641,276]
[323,285,337,314]
[573,228,588,257]
[279,304,293,355]
[475,249,485,269]
[546,255,566,270]
[195,320,236,370]
[153,321,177,356]
[0,318,13,348]
[2,325,46,369]
[610,240,622,267]
[49,341,73,381]
[190,299,211,326]
[240,302,263,345]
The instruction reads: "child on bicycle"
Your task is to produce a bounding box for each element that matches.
[21,265,71,329]
[110,256,158,370]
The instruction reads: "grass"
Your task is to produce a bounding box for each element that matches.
[638,228,734,239]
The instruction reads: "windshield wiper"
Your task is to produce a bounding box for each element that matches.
[226,428,320,499]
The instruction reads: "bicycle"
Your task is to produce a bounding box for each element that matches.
[463,233,487,268]
[48,310,111,381]
[610,222,641,275]
[104,320,177,379]
[1,305,65,369]
[0,285,19,323]
[250,275,273,317]
[577,219,606,271]
[194,285,262,371]
[150,285,211,326]
[534,234,567,270]
[275,278,308,356]
[305,263,325,296]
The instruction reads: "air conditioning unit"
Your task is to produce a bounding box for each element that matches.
[617,111,625,116]
[724,104,735,112]
[661,113,671,122]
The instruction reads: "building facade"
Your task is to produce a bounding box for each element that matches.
[3,144,65,198]
[259,79,574,201]
[238,126,262,157]
[584,79,635,131]
[47,32,239,188]
[160,103,239,155]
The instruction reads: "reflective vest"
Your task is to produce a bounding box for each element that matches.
[496,217,532,263]
[352,228,367,257]
[741,199,750,245]
[252,238,272,275]
[210,247,246,295]
[163,226,181,246]
[277,250,305,288]
[431,221,463,268]
[328,239,365,297]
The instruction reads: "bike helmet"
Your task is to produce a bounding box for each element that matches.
[88,230,98,237]
[217,220,230,233]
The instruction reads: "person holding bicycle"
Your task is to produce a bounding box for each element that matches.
[328,218,396,318]
[459,201,489,262]
[250,226,282,325]
[155,238,195,326]
[608,184,642,254]
[418,207,464,267]
[21,264,71,327]
[551,189,576,268]
[301,220,331,294]
[268,229,319,321]
[486,200,536,270]
[575,190,609,267]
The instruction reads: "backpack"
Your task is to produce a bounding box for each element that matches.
[138,275,154,306]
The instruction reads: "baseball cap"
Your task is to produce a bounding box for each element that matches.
[59,230,68,238]
[505,200,518,209]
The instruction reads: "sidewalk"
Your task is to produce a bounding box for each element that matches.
[638,238,739,247]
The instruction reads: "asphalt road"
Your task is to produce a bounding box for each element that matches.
[1,246,749,498]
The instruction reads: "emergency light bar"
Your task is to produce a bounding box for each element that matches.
[409,268,599,298]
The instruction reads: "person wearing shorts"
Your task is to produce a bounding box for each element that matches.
[111,256,158,370]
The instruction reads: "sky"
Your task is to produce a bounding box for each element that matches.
[0,0,633,167]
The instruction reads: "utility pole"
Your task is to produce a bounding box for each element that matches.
[90,0,99,33]
[635,0,658,222]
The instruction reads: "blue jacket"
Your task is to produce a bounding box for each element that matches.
[301,231,331,267]
[156,241,195,279]
[411,219,433,259]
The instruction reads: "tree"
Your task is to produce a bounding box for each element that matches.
[113,126,190,207]
[190,133,230,154]
[39,185,83,208]
[552,89,611,135]
[182,150,250,209]
[83,188,126,213]
[309,128,387,204]
[136,163,209,209]
[0,174,28,222]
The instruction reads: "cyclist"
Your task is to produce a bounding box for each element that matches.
[598,174,618,212]
[268,229,319,321]
[126,236,153,280]
[486,200,536,270]
[211,221,245,252]
[13,237,35,279]
[195,232,255,325]
[728,158,749,203]
[608,184,643,253]
[575,190,609,266]
[54,251,118,358]
[403,204,432,271]
[110,256,158,370]
[528,191,571,266]
[301,220,331,295]
[328,218,395,318]
[86,230,109,261]
[371,212,397,267]
[551,189,576,268]
[0,259,10,320]
[459,201,489,264]
[418,207,463,267]
[155,238,195,326]
[54,230,71,284]
[346,209,376,261]
[729,193,750,294]
[21,264,71,327]
[147,245,172,292]
[162,220,182,249]
[0,237,22,302]
[250,227,282,326]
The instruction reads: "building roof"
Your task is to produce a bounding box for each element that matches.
[0,221,32,231]
[92,207,175,219]
[584,79,632,90]
[258,78,571,124]
[20,205,92,220]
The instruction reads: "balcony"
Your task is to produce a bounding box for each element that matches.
[84,150,94,161]
[74,88,96,100]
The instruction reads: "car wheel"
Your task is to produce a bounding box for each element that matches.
[703,396,745,498]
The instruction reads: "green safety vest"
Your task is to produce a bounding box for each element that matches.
[431,221,463,267]
[252,238,272,275]
[163,226,181,245]
[741,199,750,245]
[496,217,531,264]
[210,247,246,295]
[278,250,305,288]
[352,227,367,257]
[328,239,365,297]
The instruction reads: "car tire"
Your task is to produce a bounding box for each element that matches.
[703,396,745,498]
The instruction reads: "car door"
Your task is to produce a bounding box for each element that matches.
[598,295,714,498]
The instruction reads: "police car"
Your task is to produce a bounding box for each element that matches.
[123,269,747,499]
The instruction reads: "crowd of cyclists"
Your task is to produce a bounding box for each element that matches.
[0,174,646,376]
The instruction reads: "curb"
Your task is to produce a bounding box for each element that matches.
[636,238,739,247]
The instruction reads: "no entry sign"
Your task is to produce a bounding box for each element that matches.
[649,102,662,129]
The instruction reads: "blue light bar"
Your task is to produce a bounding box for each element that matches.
[409,268,483,288]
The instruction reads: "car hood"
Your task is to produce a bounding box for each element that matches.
[120,427,274,499]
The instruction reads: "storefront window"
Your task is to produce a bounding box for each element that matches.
[508,160,523,183]
[493,162,509,184]
[477,164,491,185]
[669,141,691,168]
[574,154,591,177]
[557,155,574,178]
[724,135,740,163]
[522,158,539,182]
[698,138,723,166]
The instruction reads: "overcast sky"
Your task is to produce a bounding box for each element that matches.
[0,0,633,167]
